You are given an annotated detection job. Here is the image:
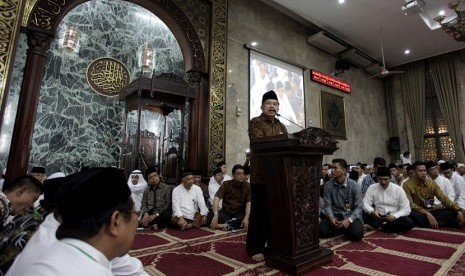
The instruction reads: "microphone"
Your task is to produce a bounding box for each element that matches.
[276,114,304,130]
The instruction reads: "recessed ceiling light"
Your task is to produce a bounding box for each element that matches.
[439,10,445,16]
[251,41,258,46]
[339,0,345,4]
[404,49,410,55]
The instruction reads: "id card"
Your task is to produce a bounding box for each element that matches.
[344,200,351,211]
[425,198,432,209]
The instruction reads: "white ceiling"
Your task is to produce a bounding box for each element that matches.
[267,0,465,68]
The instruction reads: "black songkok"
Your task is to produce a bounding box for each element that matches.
[181,170,193,179]
[213,168,222,175]
[376,167,391,177]
[425,161,437,171]
[145,166,158,178]
[56,167,130,221]
[31,166,46,174]
[261,90,279,104]
[191,169,202,176]
[440,162,452,172]
[40,175,66,211]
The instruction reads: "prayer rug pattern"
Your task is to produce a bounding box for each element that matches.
[130,227,465,275]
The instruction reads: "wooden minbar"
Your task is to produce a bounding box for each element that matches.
[250,127,338,275]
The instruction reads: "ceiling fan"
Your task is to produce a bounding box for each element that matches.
[370,39,405,78]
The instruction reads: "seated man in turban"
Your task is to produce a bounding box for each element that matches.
[127,170,148,214]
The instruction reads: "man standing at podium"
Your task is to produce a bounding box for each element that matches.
[320,158,364,241]
[247,90,287,261]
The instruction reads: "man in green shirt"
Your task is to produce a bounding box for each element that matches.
[403,161,465,228]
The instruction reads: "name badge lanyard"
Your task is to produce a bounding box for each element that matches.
[342,184,351,211]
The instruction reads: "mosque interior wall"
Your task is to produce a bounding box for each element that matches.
[224,0,391,168]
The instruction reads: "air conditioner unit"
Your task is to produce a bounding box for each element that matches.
[402,0,425,16]
[307,31,347,55]
[340,49,373,68]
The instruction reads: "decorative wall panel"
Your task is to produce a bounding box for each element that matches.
[172,0,211,68]
[208,0,227,170]
[0,0,25,118]
[0,33,28,170]
[320,91,346,140]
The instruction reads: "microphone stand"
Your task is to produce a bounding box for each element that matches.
[277,114,304,130]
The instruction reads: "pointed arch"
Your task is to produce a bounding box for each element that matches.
[26,0,205,73]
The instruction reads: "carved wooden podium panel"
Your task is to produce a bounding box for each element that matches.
[250,127,338,275]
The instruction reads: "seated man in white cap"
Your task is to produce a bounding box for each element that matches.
[17,167,140,276]
[171,170,208,230]
[440,162,465,210]
[456,163,465,182]
[363,167,414,233]
[127,170,148,214]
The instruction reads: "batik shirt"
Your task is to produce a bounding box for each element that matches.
[403,177,461,214]
[0,214,41,274]
[248,113,287,184]
[248,113,287,140]
[215,180,251,217]
[140,183,172,216]
[0,191,10,226]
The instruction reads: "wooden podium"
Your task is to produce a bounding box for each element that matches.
[250,127,338,275]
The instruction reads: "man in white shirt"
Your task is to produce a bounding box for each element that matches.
[440,162,465,209]
[208,161,232,187]
[208,168,224,208]
[363,167,414,233]
[17,167,140,276]
[354,163,367,189]
[127,170,148,214]
[456,163,465,181]
[425,161,455,208]
[171,170,209,230]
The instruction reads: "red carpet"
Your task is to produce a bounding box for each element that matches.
[129,227,465,275]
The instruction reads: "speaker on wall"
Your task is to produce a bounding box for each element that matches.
[336,60,350,71]
[389,137,400,151]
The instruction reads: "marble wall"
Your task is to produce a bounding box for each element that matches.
[0,0,187,175]
[225,0,390,167]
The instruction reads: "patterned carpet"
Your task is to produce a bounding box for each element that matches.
[129,226,465,275]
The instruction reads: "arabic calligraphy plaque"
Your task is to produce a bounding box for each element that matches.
[86,57,130,97]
